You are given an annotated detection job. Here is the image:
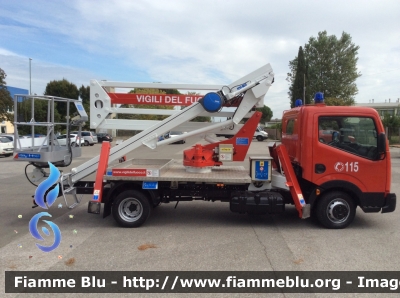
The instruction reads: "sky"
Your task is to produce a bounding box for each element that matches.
[0,0,399,119]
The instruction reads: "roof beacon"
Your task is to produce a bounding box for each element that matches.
[295,99,303,107]
[314,92,324,104]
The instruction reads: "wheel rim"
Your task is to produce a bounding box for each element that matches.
[326,198,350,224]
[118,197,143,222]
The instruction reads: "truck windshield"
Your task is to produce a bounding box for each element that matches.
[319,116,378,160]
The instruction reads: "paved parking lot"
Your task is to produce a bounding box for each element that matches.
[1,137,400,297]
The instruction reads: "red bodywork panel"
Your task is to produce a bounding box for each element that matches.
[183,112,262,168]
[92,141,111,203]
[275,145,305,218]
[107,92,242,107]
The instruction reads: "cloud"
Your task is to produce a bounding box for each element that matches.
[0,50,96,95]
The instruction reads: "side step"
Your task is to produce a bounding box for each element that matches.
[60,172,82,209]
[275,145,310,219]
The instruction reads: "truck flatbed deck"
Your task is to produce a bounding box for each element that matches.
[104,158,252,183]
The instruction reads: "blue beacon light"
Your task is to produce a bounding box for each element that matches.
[199,92,223,113]
[314,92,324,104]
[295,99,303,107]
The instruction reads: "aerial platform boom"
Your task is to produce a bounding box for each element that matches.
[68,64,274,183]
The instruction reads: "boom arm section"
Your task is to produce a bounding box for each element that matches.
[68,64,274,183]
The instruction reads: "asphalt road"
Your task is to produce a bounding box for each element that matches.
[1,136,400,298]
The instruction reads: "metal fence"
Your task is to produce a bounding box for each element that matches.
[386,127,400,144]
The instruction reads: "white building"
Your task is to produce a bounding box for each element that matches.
[355,98,400,119]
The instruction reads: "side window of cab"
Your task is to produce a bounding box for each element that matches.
[319,116,378,160]
[285,119,295,135]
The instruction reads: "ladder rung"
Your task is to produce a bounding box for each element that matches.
[68,202,80,209]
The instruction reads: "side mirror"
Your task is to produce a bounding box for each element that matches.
[377,132,387,154]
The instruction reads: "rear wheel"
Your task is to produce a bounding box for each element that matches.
[316,191,356,229]
[112,190,151,227]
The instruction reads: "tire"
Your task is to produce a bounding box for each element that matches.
[71,142,77,147]
[112,190,151,227]
[84,140,89,146]
[90,144,94,146]
[256,136,263,142]
[315,191,356,229]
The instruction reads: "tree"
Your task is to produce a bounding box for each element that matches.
[382,114,400,129]
[287,31,361,106]
[160,88,181,95]
[255,105,273,123]
[382,114,400,143]
[44,79,79,117]
[17,99,63,135]
[288,47,309,107]
[79,85,90,127]
[324,97,346,106]
[79,85,90,109]
[0,68,13,122]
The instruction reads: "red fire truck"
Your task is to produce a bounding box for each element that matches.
[13,65,396,229]
[280,93,396,228]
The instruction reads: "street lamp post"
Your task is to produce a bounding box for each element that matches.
[29,58,32,95]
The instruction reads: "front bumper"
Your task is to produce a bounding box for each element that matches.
[0,148,13,154]
[381,193,396,213]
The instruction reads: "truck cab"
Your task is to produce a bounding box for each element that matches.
[281,99,396,228]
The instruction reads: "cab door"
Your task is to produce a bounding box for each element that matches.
[312,114,387,195]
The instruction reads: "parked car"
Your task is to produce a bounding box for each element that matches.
[168,131,186,144]
[97,133,113,143]
[254,126,268,141]
[71,131,98,146]
[0,136,13,157]
[158,133,169,142]
[319,130,337,143]
[0,134,28,142]
[24,134,46,138]
[54,134,84,147]
[158,131,187,144]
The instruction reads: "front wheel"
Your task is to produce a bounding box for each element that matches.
[315,191,356,229]
[112,190,151,227]
[256,136,264,141]
[84,140,89,146]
